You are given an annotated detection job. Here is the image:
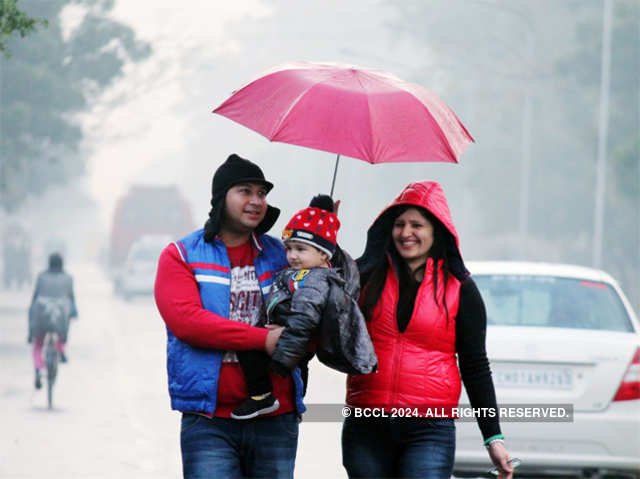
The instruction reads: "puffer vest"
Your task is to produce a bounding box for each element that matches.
[166,229,305,415]
[347,258,462,410]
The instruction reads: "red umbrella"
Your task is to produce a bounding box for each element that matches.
[214,62,473,195]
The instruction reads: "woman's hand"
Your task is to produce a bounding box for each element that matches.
[265,324,284,356]
[487,441,514,479]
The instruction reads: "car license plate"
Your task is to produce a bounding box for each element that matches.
[493,367,573,389]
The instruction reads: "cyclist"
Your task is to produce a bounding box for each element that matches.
[28,253,78,389]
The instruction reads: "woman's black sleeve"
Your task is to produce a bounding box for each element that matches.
[455,277,502,441]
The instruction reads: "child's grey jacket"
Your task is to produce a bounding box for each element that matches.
[267,247,378,376]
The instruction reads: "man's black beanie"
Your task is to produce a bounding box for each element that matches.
[212,153,274,196]
[203,154,280,242]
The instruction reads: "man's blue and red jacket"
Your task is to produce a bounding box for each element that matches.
[155,228,306,417]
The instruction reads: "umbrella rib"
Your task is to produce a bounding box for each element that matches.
[399,85,473,160]
[406,89,462,162]
[269,70,355,141]
[354,71,377,164]
[268,85,315,140]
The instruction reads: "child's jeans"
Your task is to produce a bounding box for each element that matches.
[236,350,272,396]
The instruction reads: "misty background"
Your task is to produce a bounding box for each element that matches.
[1,0,638,306]
[2,0,638,310]
[1,1,639,478]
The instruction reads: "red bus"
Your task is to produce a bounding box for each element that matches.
[109,185,195,271]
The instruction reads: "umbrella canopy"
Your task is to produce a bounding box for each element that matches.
[213,62,473,165]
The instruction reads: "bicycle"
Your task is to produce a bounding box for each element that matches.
[34,296,68,410]
[43,329,59,409]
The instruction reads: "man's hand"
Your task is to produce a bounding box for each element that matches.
[265,324,284,356]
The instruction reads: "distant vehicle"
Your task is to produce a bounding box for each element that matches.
[109,185,194,283]
[2,221,32,289]
[454,261,640,478]
[118,235,171,299]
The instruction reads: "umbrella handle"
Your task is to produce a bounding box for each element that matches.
[330,154,340,198]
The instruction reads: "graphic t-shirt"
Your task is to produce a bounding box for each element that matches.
[223,240,264,363]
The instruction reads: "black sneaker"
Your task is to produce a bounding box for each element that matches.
[231,395,280,420]
[35,369,42,390]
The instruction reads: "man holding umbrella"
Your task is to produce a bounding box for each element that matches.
[155,154,305,478]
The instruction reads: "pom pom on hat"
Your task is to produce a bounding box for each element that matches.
[309,194,334,212]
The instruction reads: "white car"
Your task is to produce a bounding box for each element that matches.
[118,235,171,299]
[454,261,640,478]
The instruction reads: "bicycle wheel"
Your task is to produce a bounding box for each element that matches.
[45,334,58,410]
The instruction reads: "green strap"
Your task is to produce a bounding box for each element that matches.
[483,434,505,446]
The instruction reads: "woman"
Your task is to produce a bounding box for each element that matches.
[28,253,77,389]
[342,181,514,479]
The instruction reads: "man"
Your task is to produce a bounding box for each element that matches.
[155,154,305,479]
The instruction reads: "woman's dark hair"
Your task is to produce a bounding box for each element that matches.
[360,205,451,331]
[48,253,63,272]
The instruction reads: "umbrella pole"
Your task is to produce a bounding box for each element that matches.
[330,154,340,198]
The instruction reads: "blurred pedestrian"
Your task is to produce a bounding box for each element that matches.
[28,253,78,389]
[342,181,514,479]
[154,154,303,478]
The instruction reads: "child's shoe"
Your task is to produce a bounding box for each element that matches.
[230,393,280,420]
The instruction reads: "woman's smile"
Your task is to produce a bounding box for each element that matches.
[392,208,434,270]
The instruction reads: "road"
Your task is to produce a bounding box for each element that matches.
[0,261,347,479]
[1,261,498,478]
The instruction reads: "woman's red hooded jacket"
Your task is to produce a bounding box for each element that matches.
[347,181,465,411]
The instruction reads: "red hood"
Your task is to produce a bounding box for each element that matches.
[357,181,466,279]
[376,181,459,247]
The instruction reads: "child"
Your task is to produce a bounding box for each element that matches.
[232,195,376,420]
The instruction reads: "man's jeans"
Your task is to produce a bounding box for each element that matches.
[342,415,455,479]
[181,413,299,479]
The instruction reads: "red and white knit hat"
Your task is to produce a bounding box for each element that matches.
[282,206,341,257]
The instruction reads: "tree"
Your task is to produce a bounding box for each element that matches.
[0,0,151,212]
[0,0,47,57]
[386,0,639,308]
[550,0,639,307]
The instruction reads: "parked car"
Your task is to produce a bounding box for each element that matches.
[454,261,640,478]
[117,235,171,299]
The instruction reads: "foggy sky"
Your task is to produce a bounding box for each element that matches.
[5,0,638,304]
